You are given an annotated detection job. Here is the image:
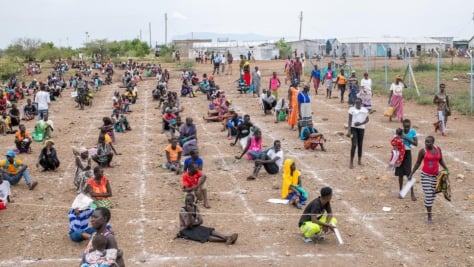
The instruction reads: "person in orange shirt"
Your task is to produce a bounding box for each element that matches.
[15,124,32,153]
[165,138,182,174]
[334,69,347,103]
[85,166,112,208]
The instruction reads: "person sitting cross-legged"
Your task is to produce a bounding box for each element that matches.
[14,124,32,153]
[183,149,203,173]
[165,138,182,174]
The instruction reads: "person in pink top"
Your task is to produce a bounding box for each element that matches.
[268,72,281,99]
[410,136,448,224]
[235,128,262,160]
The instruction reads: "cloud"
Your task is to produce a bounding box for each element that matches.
[171,11,187,20]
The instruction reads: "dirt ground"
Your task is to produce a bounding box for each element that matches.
[0,58,473,267]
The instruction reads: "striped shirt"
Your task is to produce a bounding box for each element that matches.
[68,208,94,233]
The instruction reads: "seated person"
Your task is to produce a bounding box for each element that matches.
[22,98,37,121]
[165,138,182,174]
[85,166,112,208]
[274,98,289,123]
[162,109,177,133]
[99,127,120,156]
[15,124,32,153]
[8,104,21,126]
[0,150,38,190]
[101,117,115,143]
[230,114,254,150]
[183,149,203,173]
[180,79,195,98]
[182,163,210,209]
[237,75,248,93]
[0,111,12,136]
[116,114,131,132]
[298,187,338,243]
[179,117,198,156]
[0,96,7,113]
[247,140,284,180]
[260,90,277,115]
[73,147,93,193]
[68,207,95,242]
[235,128,262,160]
[281,159,307,209]
[36,113,54,140]
[224,111,242,140]
[300,122,326,151]
[37,139,60,171]
[82,234,118,267]
[0,172,13,208]
[92,135,114,168]
[177,193,238,244]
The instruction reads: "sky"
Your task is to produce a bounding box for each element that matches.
[0,0,473,49]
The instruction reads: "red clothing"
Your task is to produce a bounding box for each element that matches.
[422,146,441,175]
[163,113,176,122]
[182,170,202,188]
[294,61,302,73]
[390,136,405,166]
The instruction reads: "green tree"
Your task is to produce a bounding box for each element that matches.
[4,38,42,61]
[0,59,22,81]
[276,38,292,59]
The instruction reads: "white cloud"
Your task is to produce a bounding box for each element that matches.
[171,11,187,20]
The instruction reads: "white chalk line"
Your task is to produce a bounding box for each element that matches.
[232,102,415,262]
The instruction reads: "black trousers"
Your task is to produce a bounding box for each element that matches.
[350,127,365,158]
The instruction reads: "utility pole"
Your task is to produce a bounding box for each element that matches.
[165,13,168,46]
[139,29,142,41]
[149,22,152,48]
[298,11,303,40]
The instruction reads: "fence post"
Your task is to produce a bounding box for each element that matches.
[381,45,388,90]
[434,48,440,93]
[467,50,473,113]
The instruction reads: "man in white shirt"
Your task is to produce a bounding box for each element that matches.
[260,90,276,115]
[0,172,12,207]
[34,85,50,120]
[247,140,283,180]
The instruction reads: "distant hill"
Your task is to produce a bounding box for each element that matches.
[172,32,292,42]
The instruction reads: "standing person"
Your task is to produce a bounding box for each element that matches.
[298,186,338,243]
[396,119,418,201]
[269,72,281,99]
[322,63,336,99]
[246,140,283,180]
[347,71,359,105]
[177,193,238,244]
[251,66,261,97]
[242,59,251,87]
[220,54,226,74]
[76,75,87,110]
[297,85,312,136]
[226,52,233,75]
[0,150,38,190]
[287,79,299,131]
[308,64,321,95]
[284,57,292,85]
[212,54,221,75]
[388,75,407,122]
[34,84,50,120]
[410,136,449,224]
[334,69,347,103]
[359,72,373,112]
[81,207,125,267]
[433,83,450,136]
[293,57,303,82]
[347,98,369,169]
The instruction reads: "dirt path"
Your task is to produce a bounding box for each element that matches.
[0,59,472,266]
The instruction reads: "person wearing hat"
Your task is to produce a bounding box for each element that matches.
[37,139,60,171]
[388,74,407,122]
[0,151,38,190]
[347,70,359,106]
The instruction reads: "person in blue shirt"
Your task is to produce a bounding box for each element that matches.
[183,149,203,173]
[396,119,418,201]
[308,64,321,95]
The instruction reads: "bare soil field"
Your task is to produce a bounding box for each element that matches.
[0,58,473,267]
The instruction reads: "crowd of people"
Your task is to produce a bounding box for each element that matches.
[0,54,455,265]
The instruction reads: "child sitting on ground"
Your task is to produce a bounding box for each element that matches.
[389,128,405,168]
[82,234,118,267]
[164,138,182,175]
